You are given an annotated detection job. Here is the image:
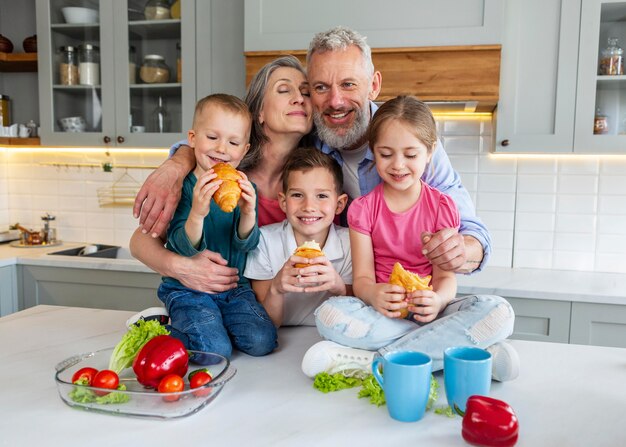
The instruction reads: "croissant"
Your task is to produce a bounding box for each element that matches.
[212,162,242,213]
[388,262,432,318]
[293,240,325,268]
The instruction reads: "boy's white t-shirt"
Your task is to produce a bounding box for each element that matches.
[244,220,352,326]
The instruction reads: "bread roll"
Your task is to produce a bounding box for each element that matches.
[293,240,324,268]
[388,262,432,318]
[212,162,242,213]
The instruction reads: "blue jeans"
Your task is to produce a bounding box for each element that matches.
[158,282,277,361]
[314,294,515,372]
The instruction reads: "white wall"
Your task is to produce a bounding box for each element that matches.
[2,115,626,274]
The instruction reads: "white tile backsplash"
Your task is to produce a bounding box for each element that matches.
[3,117,626,274]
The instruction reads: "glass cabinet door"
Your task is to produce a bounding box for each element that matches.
[38,0,115,145]
[575,0,626,153]
[112,0,195,147]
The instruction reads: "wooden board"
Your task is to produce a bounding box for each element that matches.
[245,45,500,112]
[0,51,38,72]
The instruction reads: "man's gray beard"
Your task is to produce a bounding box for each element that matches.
[313,107,370,150]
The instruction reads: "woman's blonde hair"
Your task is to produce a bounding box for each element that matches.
[368,96,437,153]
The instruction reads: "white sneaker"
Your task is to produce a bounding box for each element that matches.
[125,307,169,329]
[487,341,520,382]
[301,340,375,378]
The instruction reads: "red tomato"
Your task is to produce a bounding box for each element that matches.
[71,367,98,385]
[189,369,213,397]
[158,374,185,402]
[92,369,120,396]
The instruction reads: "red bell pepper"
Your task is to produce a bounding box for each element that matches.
[460,395,519,447]
[132,335,189,388]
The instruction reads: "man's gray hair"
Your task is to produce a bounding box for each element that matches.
[307,26,374,76]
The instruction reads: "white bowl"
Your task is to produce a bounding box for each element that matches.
[61,7,99,24]
[58,116,87,133]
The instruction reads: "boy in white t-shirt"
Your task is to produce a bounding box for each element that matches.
[244,147,352,326]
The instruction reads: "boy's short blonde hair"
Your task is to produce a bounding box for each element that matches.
[281,147,344,195]
[192,93,252,131]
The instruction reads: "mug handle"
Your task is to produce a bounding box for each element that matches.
[372,357,384,387]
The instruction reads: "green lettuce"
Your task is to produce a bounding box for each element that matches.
[314,372,363,393]
[69,384,130,405]
[357,375,386,406]
[108,319,169,373]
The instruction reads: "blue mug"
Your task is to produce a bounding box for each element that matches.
[372,351,432,422]
[444,346,492,413]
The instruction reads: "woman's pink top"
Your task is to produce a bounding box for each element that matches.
[257,195,286,227]
[347,181,460,282]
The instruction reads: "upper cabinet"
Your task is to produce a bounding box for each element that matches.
[574,0,626,153]
[496,0,626,153]
[244,0,503,51]
[36,0,196,147]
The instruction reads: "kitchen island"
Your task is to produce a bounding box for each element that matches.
[1,305,624,447]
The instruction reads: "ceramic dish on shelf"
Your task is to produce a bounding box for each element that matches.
[61,7,99,24]
[55,348,236,419]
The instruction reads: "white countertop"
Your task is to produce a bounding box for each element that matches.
[0,241,153,273]
[2,305,625,447]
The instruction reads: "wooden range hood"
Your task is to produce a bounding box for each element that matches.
[245,45,501,113]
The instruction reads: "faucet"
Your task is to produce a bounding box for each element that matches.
[41,213,56,244]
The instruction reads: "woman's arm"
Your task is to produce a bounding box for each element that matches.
[129,228,239,293]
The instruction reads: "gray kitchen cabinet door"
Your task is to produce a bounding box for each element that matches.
[0,265,18,317]
[570,302,626,348]
[574,0,626,153]
[494,0,581,153]
[244,0,503,51]
[36,0,196,148]
[21,265,161,312]
[506,297,571,343]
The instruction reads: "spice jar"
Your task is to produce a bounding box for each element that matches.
[140,55,170,83]
[144,0,171,20]
[599,37,624,76]
[78,44,100,85]
[594,107,609,135]
[59,46,79,85]
[0,94,10,126]
[176,42,181,83]
[129,46,137,84]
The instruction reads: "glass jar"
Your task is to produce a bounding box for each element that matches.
[59,46,79,85]
[151,96,169,132]
[140,55,170,83]
[0,94,10,126]
[144,0,171,20]
[129,46,137,84]
[78,44,100,85]
[599,37,624,76]
[594,107,609,135]
[176,42,181,83]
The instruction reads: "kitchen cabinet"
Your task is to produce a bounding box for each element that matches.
[496,0,626,153]
[494,0,581,153]
[0,265,18,316]
[574,0,626,152]
[244,0,503,51]
[506,297,572,343]
[35,0,196,147]
[570,302,626,348]
[21,264,161,312]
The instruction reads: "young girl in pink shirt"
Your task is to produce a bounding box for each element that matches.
[302,96,519,381]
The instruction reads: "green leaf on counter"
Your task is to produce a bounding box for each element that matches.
[313,372,363,393]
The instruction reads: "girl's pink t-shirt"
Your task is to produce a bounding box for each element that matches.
[347,181,460,283]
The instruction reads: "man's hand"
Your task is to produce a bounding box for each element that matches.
[178,250,239,293]
[133,146,195,237]
[421,229,484,273]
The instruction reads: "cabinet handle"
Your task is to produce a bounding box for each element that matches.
[501,139,510,147]
[103,136,111,144]
[117,136,125,144]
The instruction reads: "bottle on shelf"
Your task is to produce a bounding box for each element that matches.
[594,107,609,135]
[78,44,100,86]
[59,46,78,85]
[599,37,624,76]
[151,96,169,133]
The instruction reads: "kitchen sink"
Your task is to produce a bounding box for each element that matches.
[48,244,121,258]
